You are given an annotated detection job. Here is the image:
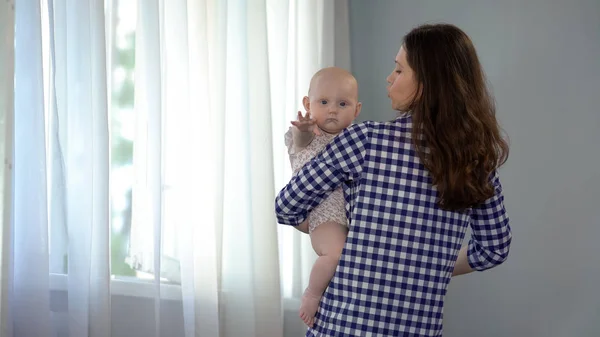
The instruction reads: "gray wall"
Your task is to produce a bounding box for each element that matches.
[349,0,600,336]
[50,290,303,337]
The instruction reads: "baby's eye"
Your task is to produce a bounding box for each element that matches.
[320,100,328,105]
[339,102,347,107]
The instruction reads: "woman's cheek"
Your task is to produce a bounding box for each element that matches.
[394,78,403,91]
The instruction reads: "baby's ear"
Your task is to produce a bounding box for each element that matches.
[354,102,362,118]
[302,96,310,112]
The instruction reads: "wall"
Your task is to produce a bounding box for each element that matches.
[50,286,309,337]
[50,291,185,337]
[349,0,600,336]
[50,289,304,337]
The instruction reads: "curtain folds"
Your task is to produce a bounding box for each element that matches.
[1,0,350,336]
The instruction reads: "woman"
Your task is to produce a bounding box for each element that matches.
[275,23,511,337]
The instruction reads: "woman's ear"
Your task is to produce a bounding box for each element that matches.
[354,102,362,118]
[302,96,310,113]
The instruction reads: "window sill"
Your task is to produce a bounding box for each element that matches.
[49,273,182,301]
[50,273,301,310]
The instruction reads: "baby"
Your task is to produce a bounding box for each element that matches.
[285,67,362,327]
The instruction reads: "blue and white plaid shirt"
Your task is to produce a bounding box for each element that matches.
[275,115,512,337]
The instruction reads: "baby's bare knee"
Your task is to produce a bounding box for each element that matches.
[311,222,347,257]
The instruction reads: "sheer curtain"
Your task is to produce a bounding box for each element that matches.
[128,0,282,335]
[0,1,15,336]
[271,0,352,303]
[129,0,351,334]
[50,1,112,336]
[12,0,53,336]
[1,0,350,336]
[9,0,112,336]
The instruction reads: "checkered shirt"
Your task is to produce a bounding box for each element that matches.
[275,115,512,337]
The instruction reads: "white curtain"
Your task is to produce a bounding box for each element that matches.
[0,1,15,336]
[12,1,53,336]
[271,0,352,303]
[0,0,350,336]
[9,0,112,336]
[50,1,112,336]
[128,0,283,335]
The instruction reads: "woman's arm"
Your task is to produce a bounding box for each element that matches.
[294,220,309,234]
[275,122,372,226]
[459,171,512,274]
[452,246,473,276]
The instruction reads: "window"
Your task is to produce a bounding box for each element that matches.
[38,0,332,296]
[109,0,137,279]
[44,0,181,284]
[107,0,181,283]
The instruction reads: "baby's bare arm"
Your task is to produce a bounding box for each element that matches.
[290,111,321,151]
[292,127,315,151]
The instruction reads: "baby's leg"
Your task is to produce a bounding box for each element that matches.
[299,221,348,327]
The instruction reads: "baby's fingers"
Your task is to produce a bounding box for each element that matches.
[291,119,315,127]
[297,111,312,121]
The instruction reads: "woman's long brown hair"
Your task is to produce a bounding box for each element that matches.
[403,24,509,211]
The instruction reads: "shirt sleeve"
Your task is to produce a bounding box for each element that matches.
[274,122,372,226]
[467,170,512,271]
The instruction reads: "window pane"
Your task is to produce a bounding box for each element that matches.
[110,0,136,277]
[109,0,180,284]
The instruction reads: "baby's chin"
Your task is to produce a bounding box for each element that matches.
[318,122,351,135]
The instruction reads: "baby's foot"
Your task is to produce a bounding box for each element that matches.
[299,291,321,328]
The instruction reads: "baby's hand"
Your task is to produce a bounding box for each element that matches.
[291,111,321,135]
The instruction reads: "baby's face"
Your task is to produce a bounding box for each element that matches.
[306,76,361,134]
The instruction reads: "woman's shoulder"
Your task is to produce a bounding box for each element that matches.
[349,115,412,137]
